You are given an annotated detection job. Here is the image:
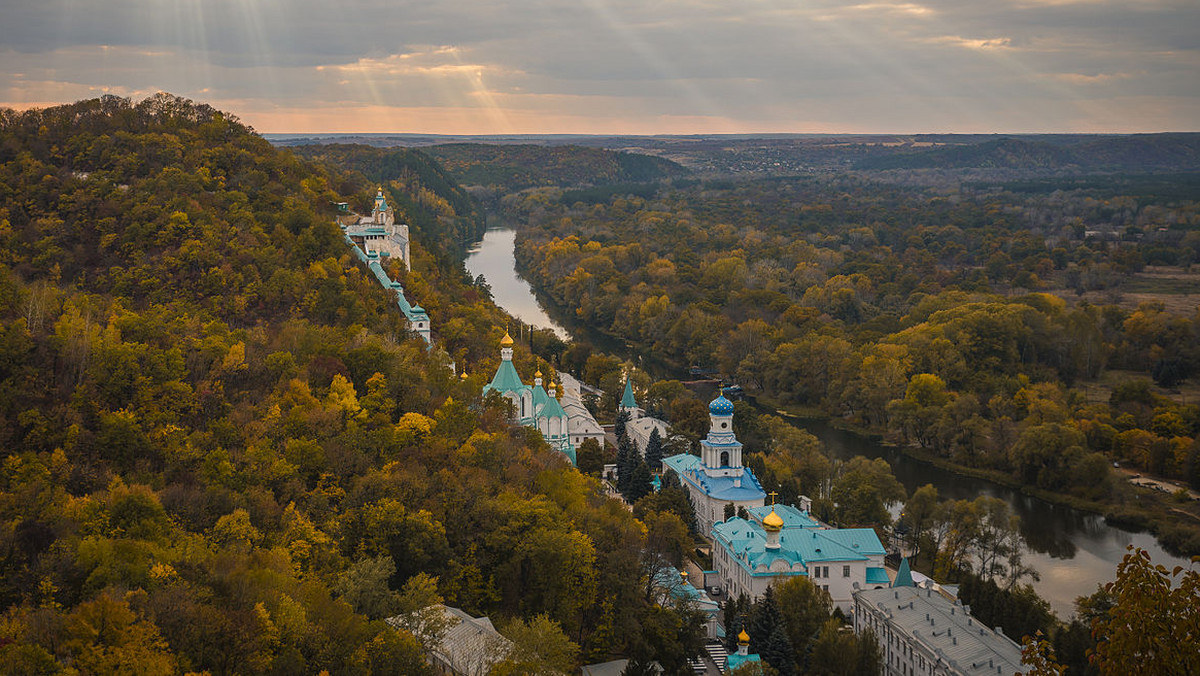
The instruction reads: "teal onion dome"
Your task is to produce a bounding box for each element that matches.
[709,394,735,415]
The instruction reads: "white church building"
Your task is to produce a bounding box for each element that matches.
[482,332,576,463]
[662,393,766,536]
[340,188,430,344]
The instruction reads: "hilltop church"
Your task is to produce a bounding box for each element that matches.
[339,188,430,343]
[482,332,577,464]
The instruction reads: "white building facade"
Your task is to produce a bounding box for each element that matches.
[340,188,429,344]
[853,575,1025,676]
[711,503,889,612]
[661,394,766,537]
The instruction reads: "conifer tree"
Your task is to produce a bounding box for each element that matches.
[749,586,781,655]
[761,624,795,676]
[645,427,664,472]
[628,459,653,502]
[723,594,753,652]
[615,408,631,440]
[616,435,634,495]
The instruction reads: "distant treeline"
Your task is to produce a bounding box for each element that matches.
[855,134,1200,172]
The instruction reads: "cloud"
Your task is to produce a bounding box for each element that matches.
[0,0,1196,131]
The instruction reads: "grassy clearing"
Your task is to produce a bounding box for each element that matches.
[1076,369,1200,407]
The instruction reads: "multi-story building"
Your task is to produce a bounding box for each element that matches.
[711,503,889,612]
[853,563,1025,676]
[662,394,766,536]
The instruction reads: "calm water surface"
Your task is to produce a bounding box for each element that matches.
[465,227,568,339]
[464,225,1193,618]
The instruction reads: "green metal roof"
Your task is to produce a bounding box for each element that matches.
[621,377,637,408]
[531,384,549,414]
[893,558,915,587]
[866,567,891,585]
[484,360,527,395]
[542,391,567,419]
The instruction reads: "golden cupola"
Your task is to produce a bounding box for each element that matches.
[762,508,784,532]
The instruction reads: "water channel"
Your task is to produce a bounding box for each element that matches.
[464,225,1192,618]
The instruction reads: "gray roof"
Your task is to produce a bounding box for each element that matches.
[581,659,663,675]
[855,586,1024,676]
[390,604,512,676]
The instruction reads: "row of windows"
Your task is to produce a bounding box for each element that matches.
[810,565,852,578]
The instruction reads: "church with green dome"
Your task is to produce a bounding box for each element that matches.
[482,332,575,464]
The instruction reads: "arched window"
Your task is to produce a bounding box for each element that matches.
[720,451,730,466]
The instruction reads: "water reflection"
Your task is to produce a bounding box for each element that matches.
[461,222,1193,618]
[464,227,568,339]
[787,415,1189,616]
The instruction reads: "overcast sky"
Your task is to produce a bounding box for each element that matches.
[1,0,1197,133]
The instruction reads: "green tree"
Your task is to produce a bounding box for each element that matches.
[774,577,831,670]
[748,585,781,655]
[493,614,580,675]
[1090,547,1200,674]
[644,427,664,472]
[830,456,905,528]
[807,619,881,676]
[576,437,605,476]
[334,556,403,620]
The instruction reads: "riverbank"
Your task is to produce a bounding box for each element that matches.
[465,223,1196,616]
[758,395,1200,559]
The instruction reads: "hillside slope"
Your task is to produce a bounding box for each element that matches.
[423,142,690,191]
[0,95,689,674]
[854,134,1200,172]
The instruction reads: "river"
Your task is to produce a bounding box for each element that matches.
[464,225,1192,618]
[464,227,569,339]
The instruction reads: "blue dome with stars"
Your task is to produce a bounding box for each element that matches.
[709,394,735,416]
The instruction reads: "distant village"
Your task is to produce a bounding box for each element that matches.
[340,199,1026,676]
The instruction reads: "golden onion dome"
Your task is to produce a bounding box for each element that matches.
[738,629,750,644]
[535,369,543,378]
[459,372,469,380]
[763,507,784,532]
[500,331,514,347]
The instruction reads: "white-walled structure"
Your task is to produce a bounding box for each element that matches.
[711,503,888,612]
[340,188,429,344]
[344,187,411,266]
[558,374,606,449]
[853,568,1025,676]
[662,394,766,536]
[481,334,575,463]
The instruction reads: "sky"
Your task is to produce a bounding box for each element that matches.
[1,0,1197,134]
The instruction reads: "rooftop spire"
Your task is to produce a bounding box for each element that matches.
[893,557,915,588]
[621,376,637,410]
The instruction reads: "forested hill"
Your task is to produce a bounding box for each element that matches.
[854,134,1200,172]
[420,143,690,192]
[0,95,698,674]
[290,143,486,255]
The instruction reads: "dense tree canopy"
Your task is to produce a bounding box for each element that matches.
[0,95,700,674]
